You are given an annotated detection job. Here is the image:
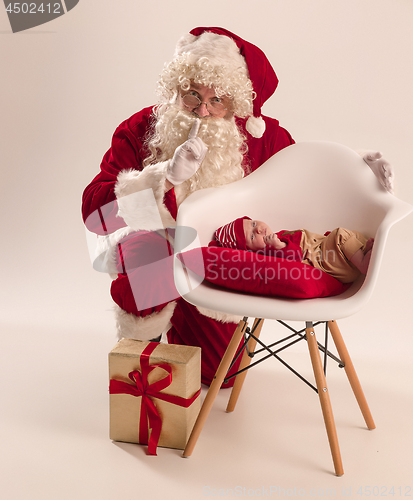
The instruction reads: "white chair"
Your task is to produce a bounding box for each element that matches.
[173,141,413,476]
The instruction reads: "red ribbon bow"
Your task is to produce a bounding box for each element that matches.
[109,342,201,455]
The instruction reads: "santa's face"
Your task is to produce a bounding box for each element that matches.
[178,82,232,119]
[145,92,246,204]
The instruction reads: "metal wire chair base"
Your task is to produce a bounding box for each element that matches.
[224,319,345,393]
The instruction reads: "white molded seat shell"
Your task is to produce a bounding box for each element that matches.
[174,141,412,322]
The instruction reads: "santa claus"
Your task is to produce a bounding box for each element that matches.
[82,27,394,386]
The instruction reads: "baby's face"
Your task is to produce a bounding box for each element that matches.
[243,219,273,251]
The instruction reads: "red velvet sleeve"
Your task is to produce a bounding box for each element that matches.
[81,106,155,235]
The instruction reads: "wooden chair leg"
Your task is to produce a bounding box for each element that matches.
[328,320,376,430]
[226,318,264,413]
[306,323,344,476]
[182,317,249,458]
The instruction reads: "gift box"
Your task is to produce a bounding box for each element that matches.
[109,338,201,454]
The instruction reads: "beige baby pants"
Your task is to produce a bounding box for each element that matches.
[301,228,368,283]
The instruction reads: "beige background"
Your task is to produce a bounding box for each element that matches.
[1,1,412,499]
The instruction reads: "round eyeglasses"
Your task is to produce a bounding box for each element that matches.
[181,93,228,116]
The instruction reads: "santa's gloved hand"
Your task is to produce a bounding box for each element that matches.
[362,151,395,194]
[166,119,207,186]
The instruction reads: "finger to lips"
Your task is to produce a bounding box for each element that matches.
[188,118,201,139]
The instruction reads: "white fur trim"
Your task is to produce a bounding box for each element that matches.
[175,33,197,54]
[114,301,177,341]
[246,116,266,138]
[114,162,176,231]
[195,305,242,324]
[175,32,247,75]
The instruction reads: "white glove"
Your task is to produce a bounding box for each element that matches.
[362,151,395,194]
[166,119,207,186]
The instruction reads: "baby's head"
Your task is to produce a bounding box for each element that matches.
[214,216,273,251]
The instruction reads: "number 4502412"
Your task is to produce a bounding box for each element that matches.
[5,3,62,14]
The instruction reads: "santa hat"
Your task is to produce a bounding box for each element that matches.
[214,216,251,250]
[158,27,278,138]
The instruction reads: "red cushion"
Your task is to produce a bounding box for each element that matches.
[178,247,349,299]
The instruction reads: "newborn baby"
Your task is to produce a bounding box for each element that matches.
[214,216,374,284]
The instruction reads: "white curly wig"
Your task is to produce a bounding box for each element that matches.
[157,31,255,119]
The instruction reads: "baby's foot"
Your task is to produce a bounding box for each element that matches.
[359,249,372,274]
[350,247,372,275]
[364,238,374,253]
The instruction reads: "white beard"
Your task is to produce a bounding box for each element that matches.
[145,104,247,206]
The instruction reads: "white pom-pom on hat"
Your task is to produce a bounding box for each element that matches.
[245,115,266,139]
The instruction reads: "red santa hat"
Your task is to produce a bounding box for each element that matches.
[214,216,251,250]
[189,28,278,138]
[158,27,278,139]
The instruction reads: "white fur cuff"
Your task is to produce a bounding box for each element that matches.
[114,301,177,341]
[115,162,176,231]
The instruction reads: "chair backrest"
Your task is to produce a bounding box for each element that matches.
[174,141,412,321]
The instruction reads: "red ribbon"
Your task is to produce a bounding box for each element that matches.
[109,342,201,455]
